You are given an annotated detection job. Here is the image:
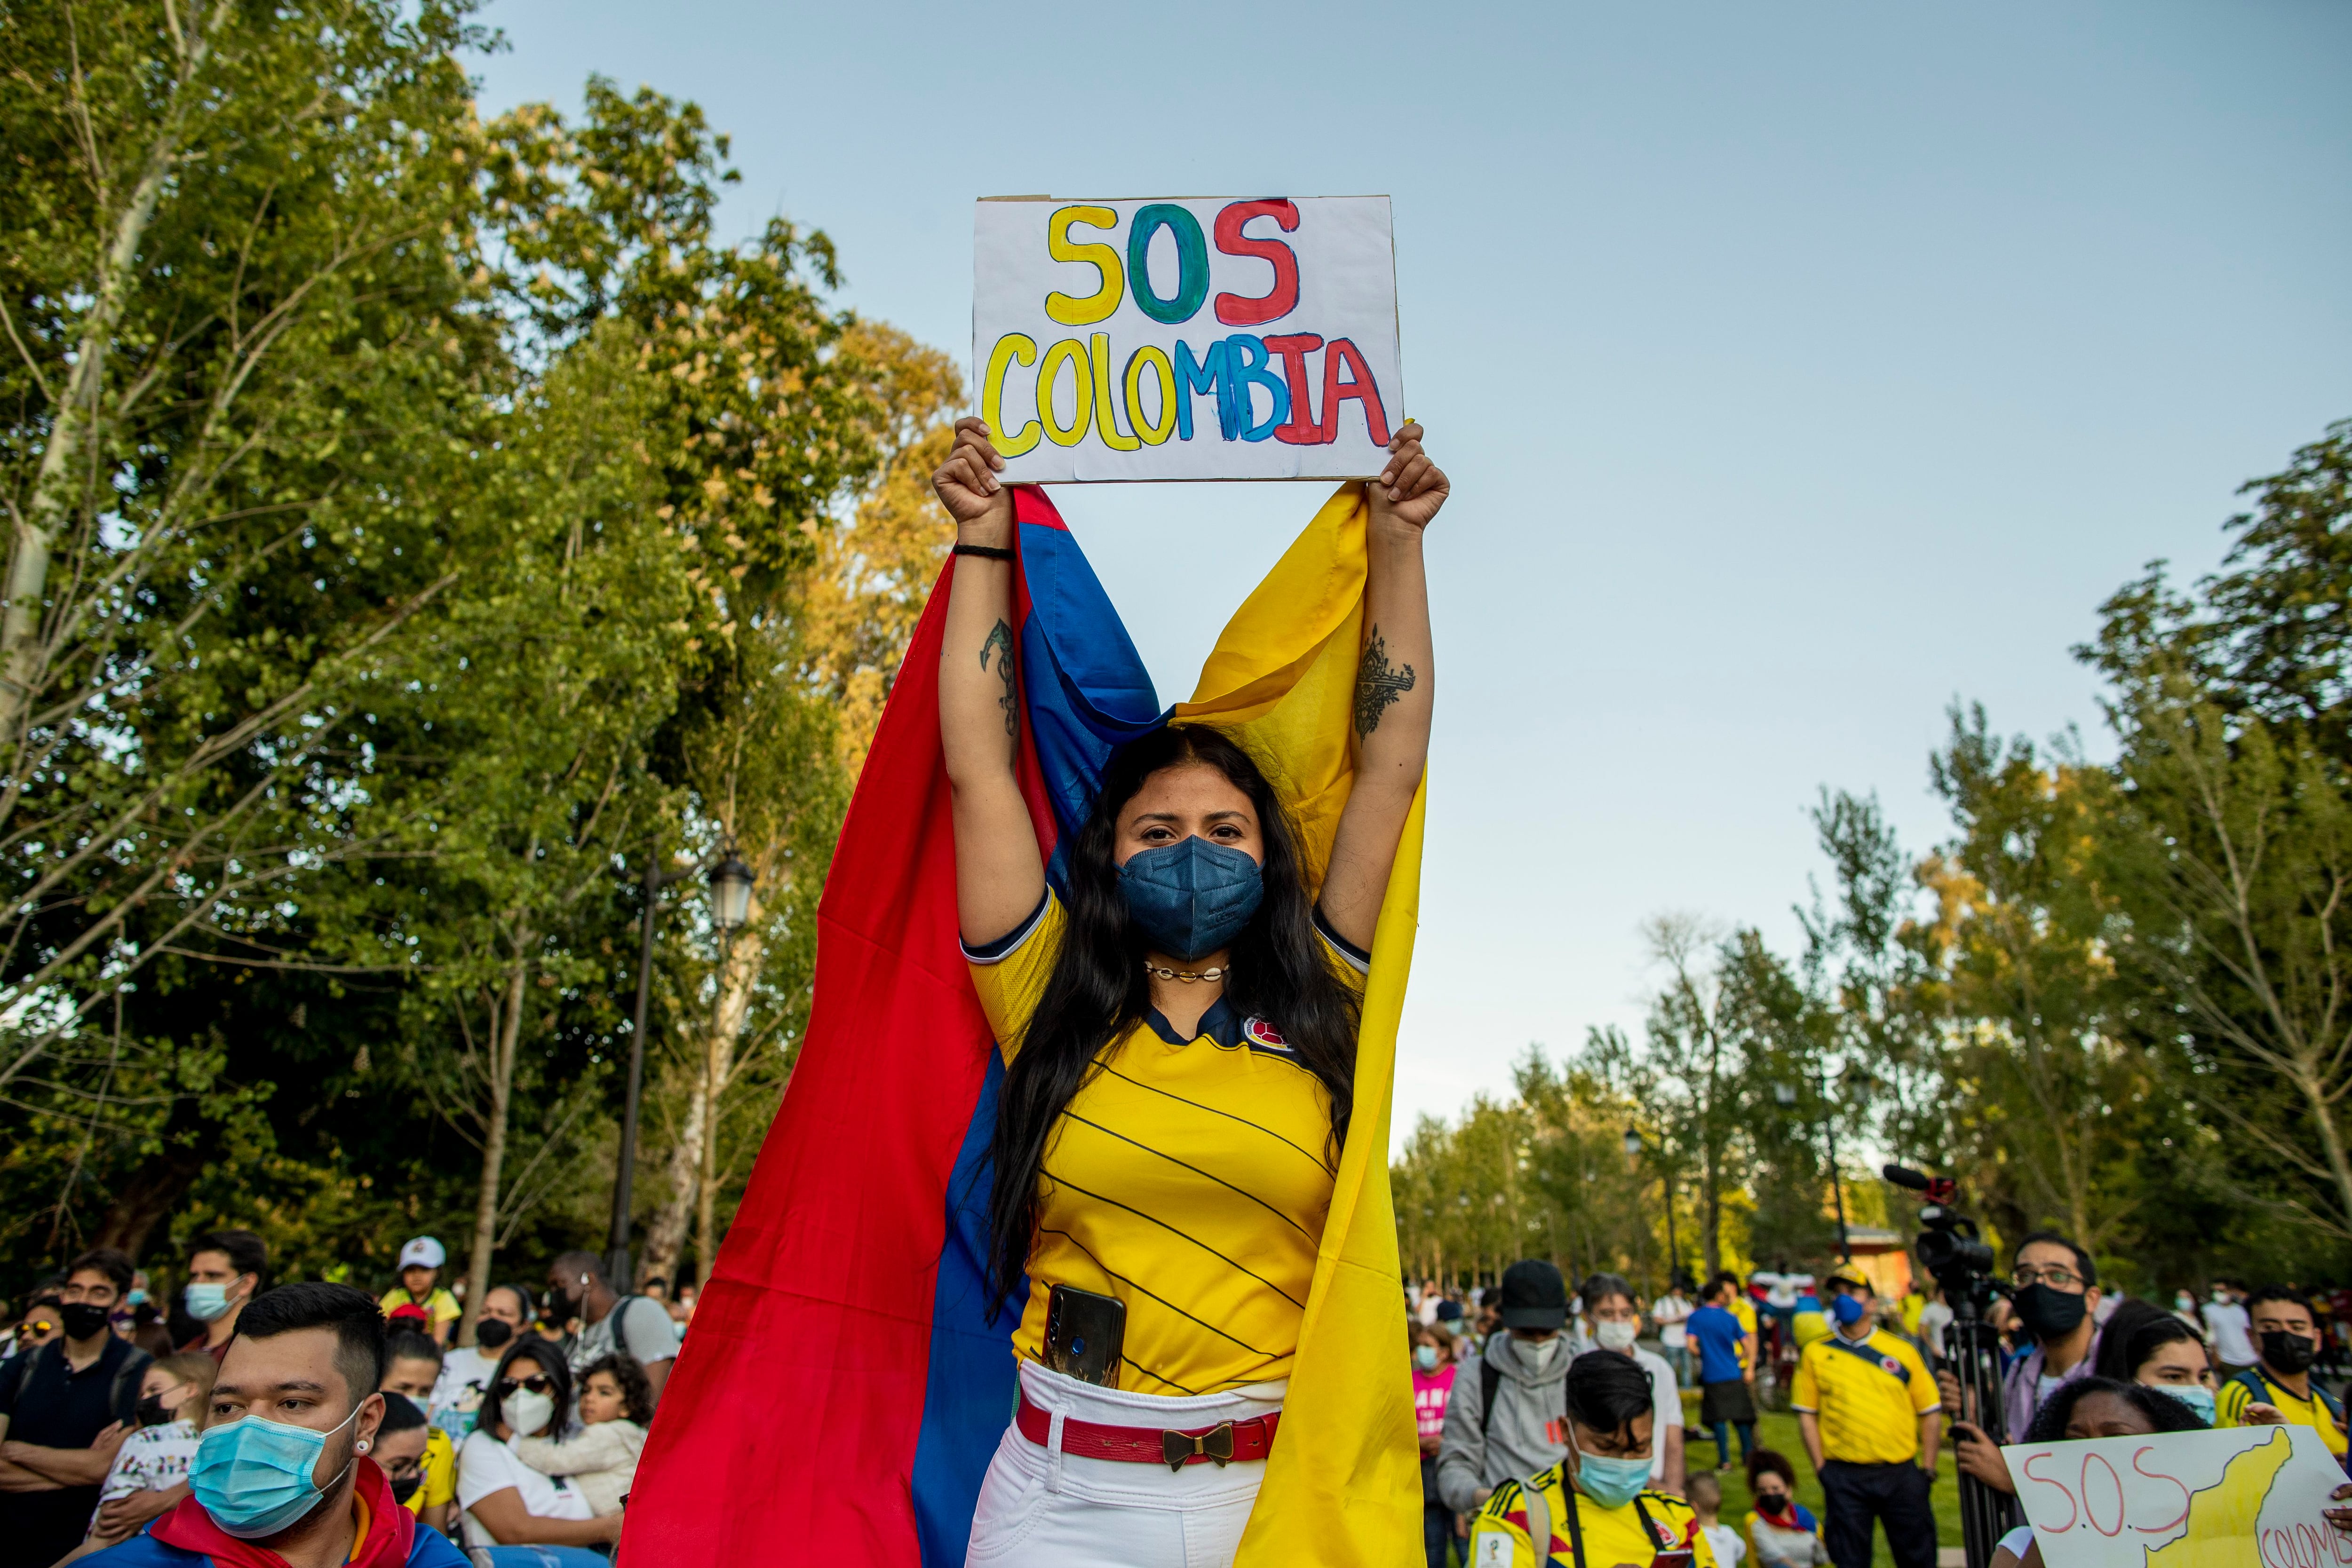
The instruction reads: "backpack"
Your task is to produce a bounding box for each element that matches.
[1480,1349,1572,1442]
[2225,1364,2347,1428]
[7,1337,150,1424]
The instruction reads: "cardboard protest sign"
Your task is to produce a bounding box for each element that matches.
[2001,1424,2349,1567]
[973,197,1400,483]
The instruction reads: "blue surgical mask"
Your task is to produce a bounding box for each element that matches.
[1830,1293,1867,1328]
[2154,1383,2217,1425]
[189,1402,361,1538]
[184,1283,233,1322]
[1116,837,1263,963]
[1573,1447,1653,1509]
[1413,1345,1440,1373]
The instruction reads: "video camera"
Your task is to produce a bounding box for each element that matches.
[1883,1163,2016,1568]
[1883,1163,1999,1315]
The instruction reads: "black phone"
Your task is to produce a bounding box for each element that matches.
[1041,1284,1126,1387]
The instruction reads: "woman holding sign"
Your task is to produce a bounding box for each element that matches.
[931,414,1446,1565]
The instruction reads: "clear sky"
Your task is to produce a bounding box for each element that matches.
[472,0,2352,1152]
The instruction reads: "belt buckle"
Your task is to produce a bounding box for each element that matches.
[1161,1420,1236,1471]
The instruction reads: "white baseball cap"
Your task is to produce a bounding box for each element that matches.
[397,1236,446,1270]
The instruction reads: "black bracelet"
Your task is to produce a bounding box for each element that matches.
[953,543,1015,561]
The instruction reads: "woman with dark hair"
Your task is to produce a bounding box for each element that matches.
[1988,1378,2208,1568]
[933,415,1446,1562]
[1468,1351,1715,1567]
[2093,1297,2225,1424]
[452,1338,615,1562]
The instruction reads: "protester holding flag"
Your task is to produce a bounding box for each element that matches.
[930,413,1445,1563]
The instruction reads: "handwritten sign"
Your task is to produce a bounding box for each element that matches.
[2002,1425,2348,1567]
[973,197,1401,483]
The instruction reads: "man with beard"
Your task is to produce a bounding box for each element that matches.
[1943,1231,2107,1499]
[546,1253,678,1403]
[0,1247,150,1565]
[2218,1286,2347,1463]
[85,1282,466,1568]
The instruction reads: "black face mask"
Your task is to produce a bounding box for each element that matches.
[60,1301,111,1341]
[2012,1284,2088,1342]
[475,1318,514,1349]
[135,1394,175,1427]
[1755,1489,1793,1515]
[389,1472,424,1505]
[2262,1329,2318,1375]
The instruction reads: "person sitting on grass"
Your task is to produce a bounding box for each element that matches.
[1743,1449,1827,1568]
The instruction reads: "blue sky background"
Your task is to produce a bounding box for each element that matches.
[472,0,2352,1151]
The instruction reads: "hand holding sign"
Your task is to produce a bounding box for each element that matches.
[974,197,1402,483]
[2000,1425,2351,1568]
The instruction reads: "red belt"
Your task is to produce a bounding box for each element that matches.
[1016,1390,1281,1471]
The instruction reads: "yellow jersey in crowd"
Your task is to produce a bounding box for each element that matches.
[2218,1369,2348,1459]
[1790,1327,1939,1465]
[1469,1468,1715,1568]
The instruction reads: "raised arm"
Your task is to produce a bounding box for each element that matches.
[1318,421,1446,950]
[933,418,1048,945]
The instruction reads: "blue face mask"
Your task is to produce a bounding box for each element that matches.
[1413,1344,1440,1373]
[189,1403,361,1538]
[1573,1446,1653,1509]
[2154,1383,2217,1425]
[184,1283,233,1322]
[1830,1292,1867,1328]
[1116,837,1263,963]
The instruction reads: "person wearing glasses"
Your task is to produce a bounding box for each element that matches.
[452,1339,618,1562]
[1939,1232,2108,1500]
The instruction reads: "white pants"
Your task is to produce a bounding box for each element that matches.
[963,1361,1282,1568]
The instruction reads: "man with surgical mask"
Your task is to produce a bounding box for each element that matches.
[177,1231,266,1365]
[83,1281,466,1568]
[2217,1286,2348,1464]
[1791,1265,1941,1568]
[1435,1259,1577,1518]
[1583,1272,1686,1495]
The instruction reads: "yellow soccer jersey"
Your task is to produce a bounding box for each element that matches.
[968,890,1366,1396]
[2218,1370,2347,1458]
[404,1425,457,1515]
[1791,1327,1940,1465]
[379,1285,461,1329]
[1469,1470,1715,1568]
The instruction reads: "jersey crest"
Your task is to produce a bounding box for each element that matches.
[1244,1017,1287,1047]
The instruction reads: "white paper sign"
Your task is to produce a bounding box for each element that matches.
[2001,1425,2350,1567]
[972,197,1401,483]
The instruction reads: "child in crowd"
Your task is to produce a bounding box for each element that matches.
[1685,1471,1744,1566]
[1744,1449,1828,1568]
[512,1353,652,1516]
[380,1235,462,1346]
[96,1353,215,1505]
[381,1330,444,1410]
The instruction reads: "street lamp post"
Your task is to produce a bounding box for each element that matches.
[1820,1066,1851,1262]
[1625,1127,1677,1287]
[606,836,755,1289]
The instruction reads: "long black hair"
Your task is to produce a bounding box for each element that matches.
[480,1336,573,1437]
[2022,1375,2208,1441]
[983,725,1362,1316]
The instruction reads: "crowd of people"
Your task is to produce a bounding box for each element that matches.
[0,1232,693,1568]
[1402,1241,2352,1568]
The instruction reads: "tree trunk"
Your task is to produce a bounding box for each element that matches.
[692,926,763,1283]
[2,3,226,732]
[459,959,527,1346]
[640,1068,707,1286]
[93,1134,209,1261]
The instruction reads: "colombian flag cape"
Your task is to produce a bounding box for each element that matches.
[622,483,1422,1566]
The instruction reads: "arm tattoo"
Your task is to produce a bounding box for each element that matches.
[1353,626,1417,736]
[980,618,1017,736]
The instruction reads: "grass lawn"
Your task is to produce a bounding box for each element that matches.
[1684,1403,1962,1568]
